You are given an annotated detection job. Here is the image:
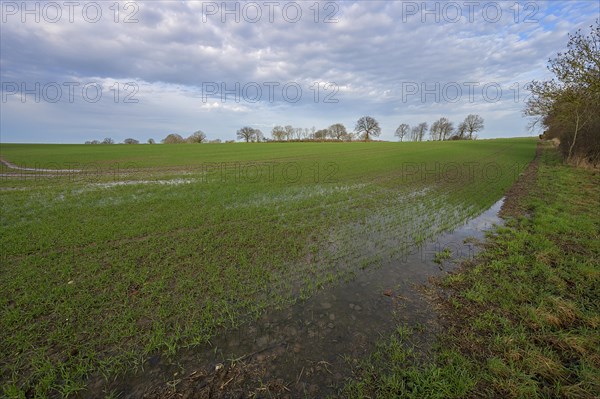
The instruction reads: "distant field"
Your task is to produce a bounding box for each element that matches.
[0,139,536,397]
[3,142,349,167]
[2,141,445,168]
[1,139,531,169]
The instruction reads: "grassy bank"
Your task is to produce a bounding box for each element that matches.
[342,143,600,398]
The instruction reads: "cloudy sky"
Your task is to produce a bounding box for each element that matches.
[1,0,598,143]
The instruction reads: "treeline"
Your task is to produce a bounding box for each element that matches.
[267,123,353,141]
[241,114,483,143]
[232,123,360,142]
[231,117,381,142]
[394,114,484,142]
[85,131,231,145]
[85,115,484,145]
[161,131,229,144]
[526,21,600,166]
[85,137,146,144]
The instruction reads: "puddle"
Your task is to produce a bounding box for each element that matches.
[226,183,368,209]
[87,198,505,398]
[92,179,197,188]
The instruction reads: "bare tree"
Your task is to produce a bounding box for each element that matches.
[429,120,442,141]
[314,129,329,140]
[272,126,286,141]
[442,119,454,141]
[455,122,467,139]
[395,123,410,142]
[162,133,185,144]
[410,126,419,141]
[328,123,347,140]
[412,122,428,142]
[187,130,207,143]
[355,116,381,141]
[430,117,454,141]
[147,138,156,144]
[123,138,139,144]
[462,114,484,140]
[284,125,294,141]
[102,137,114,144]
[344,131,356,141]
[237,126,257,142]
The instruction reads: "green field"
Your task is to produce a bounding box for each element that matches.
[0,139,537,397]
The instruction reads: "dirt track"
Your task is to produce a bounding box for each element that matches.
[0,157,83,173]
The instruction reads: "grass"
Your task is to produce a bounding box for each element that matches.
[0,139,537,397]
[433,248,453,264]
[341,143,600,398]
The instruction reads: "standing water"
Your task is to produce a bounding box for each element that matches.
[89,198,505,398]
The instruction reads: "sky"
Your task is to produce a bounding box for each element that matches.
[0,0,598,143]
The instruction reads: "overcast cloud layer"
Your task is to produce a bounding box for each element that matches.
[1,0,598,143]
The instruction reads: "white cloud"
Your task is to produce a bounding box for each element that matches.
[1,1,597,142]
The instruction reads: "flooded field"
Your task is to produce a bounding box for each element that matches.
[0,140,535,397]
[90,199,505,398]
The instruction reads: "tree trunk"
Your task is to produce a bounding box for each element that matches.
[567,110,580,161]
